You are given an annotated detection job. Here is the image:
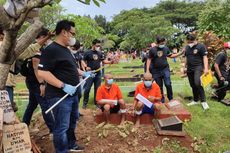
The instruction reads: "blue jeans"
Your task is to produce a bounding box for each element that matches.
[142,105,154,115]
[151,67,173,101]
[83,72,101,107]
[5,86,14,103]
[23,81,54,132]
[47,96,79,153]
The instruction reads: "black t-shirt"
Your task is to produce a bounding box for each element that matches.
[214,52,229,77]
[148,46,172,70]
[73,51,83,68]
[38,42,79,99]
[83,50,104,71]
[185,43,208,72]
[26,52,41,84]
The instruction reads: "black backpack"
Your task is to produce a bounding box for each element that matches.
[9,58,31,76]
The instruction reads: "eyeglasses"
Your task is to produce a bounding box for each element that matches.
[68,31,76,37]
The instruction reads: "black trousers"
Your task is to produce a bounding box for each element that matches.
[152,67,173,101]
[187,70,206,102]
[83,72,101,106]
[214,73,230,101]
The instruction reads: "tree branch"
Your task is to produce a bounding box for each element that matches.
[0,7,13,30]
[15,19,43,59]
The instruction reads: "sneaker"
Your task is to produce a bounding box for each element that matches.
[201,102,209,110]
[69,145,85,152]
[187,101,199,106]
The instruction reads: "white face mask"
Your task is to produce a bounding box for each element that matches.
[95,47,101,51]
[188,43,195,48]
[144,81,152,88]
[71,50,78,54]
[69,37,76,47]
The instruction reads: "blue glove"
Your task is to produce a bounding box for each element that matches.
[62,84,76,96]
[83,71,96,78]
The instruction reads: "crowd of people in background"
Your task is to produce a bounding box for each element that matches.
[1,19,230,153]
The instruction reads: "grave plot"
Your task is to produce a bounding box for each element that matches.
[31,109,193,153]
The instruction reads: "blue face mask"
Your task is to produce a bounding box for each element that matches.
[159,45,165,48]
[107,79,113,85]
[144,81,152,88]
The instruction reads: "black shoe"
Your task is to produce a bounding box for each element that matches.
[69,145,85,152]
[82,105,87,109]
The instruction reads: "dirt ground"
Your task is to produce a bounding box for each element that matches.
[31,109,194,153]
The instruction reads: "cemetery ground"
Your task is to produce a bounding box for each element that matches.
[14,59,230,153]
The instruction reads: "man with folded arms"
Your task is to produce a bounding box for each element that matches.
[133,73,162,127]
[96,73,126,124]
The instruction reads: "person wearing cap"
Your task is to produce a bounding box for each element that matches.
[212,42,230,101]
[146,36,183,102]
[83,39,114,109]
[185,34,209,110]
[133,73,162,127]
[96,73,126,124]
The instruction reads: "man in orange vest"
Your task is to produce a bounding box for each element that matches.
[96,73,126,124]
[133,73,162,127]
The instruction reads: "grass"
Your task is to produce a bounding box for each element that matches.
[14,58,230,152]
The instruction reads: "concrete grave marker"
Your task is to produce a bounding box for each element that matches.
[0,90,16,123]
[3,123,32,153]
[0,108,3,148]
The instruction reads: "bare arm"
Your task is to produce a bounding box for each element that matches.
[133,99,138,108]
[32,57,44,83]
[103,59,113,64]
[214,63,223,79]
[148,96,161,102]
[146,58,151,73]
[169,51,184,58]
[38,70,63,88]
[81,60,87,71]
[203,55,209,75]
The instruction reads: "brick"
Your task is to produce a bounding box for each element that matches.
[140,114,154,125]
[155,100,192,121]
[125,113,136,123]
[109,114,122,125]
[94,110,105,124]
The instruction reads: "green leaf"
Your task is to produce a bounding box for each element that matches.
[99,0,106,3]
[93,0,100,7]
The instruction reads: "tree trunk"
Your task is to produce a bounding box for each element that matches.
[0,30,18,63]
[0,63,10,90]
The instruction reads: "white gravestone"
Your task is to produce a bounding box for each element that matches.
[0,90,16,123]
[3,123,32,153]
